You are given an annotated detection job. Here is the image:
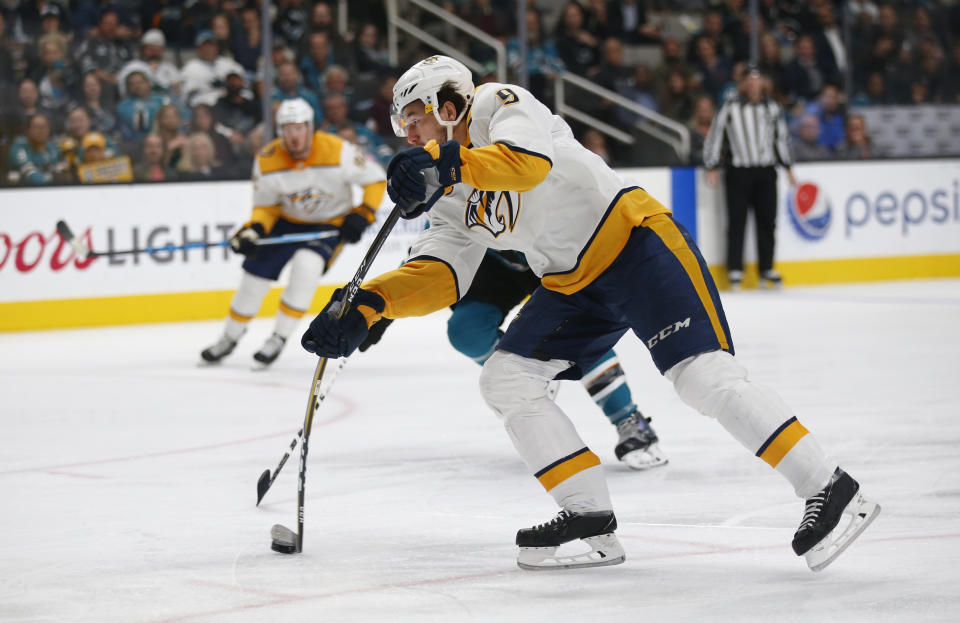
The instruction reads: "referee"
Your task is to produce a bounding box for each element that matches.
[703,68,797,290]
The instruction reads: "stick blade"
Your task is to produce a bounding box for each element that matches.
[256,469,271,506]
[270,524,300,554]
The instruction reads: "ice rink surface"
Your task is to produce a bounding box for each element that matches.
[2,279,960,622]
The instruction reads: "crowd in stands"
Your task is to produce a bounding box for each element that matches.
[1,0,958,186]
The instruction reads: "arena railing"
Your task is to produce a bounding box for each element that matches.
[555,71,691,163]
[384,0,508,82]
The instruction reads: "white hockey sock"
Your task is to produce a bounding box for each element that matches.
[273,300,306,339]
[481,351,613,512]
[668,351,836,499]
[271,249,326,338]
[225,271,273,340]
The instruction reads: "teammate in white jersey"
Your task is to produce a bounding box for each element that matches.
[201,98,386,366]
[301,56,879,570]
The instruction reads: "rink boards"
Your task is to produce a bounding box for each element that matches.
[2,159,959,330]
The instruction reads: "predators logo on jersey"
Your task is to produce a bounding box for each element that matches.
[281,187,334,216]
[465,189,521,238]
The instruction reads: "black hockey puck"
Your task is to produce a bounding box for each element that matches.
[271,541,298,554]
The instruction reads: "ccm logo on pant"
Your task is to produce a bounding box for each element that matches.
[647,317,691,348]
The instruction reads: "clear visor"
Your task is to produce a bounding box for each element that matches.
[390,107,427,138]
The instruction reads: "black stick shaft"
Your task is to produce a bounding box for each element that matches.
[294,205,404,551]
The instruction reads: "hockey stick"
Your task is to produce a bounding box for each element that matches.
[55,220,338,261]
[270,203,406,556]
[256,356,348,506]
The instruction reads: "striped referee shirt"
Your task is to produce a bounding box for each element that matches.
[703,95,793,169]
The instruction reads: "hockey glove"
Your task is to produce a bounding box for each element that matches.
[358,317,394,352]
[386,141,461,219]
[339,212,370,244]
[229,223,266,257]
[301,287,386,358]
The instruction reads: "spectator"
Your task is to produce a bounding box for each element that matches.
[784,34,829,105]
[133,132,172,182]
[79,131,108,164]
[78,71,118,138]
[37,4,69,40]
[276,0,310,48]
[117,70,168,141]
[319,93,393,167]
[33,34,72,127]
[75,9,133,102]
[298,31,335,96]
[851,71,891,106]
[688,94,716,165]
[153,103,188,169]
[320,65,353,104]
[59,106,118,165]
[659,70,697,122]
[810,3,846,84]
[618,63,659,128]
[182,30,239,107]
[117,29,182,98]
[652,38,689,99]
[176,132,228,180]
[594,36,634,95]
[367,76,397,140]
[581,128,611,164]
[792,114,831,161]
[191,103,239,176]
[608,0,662,44]
[213,66,260,139]
[691,35,732,102]
[506,9,563,105]
[835,114,877,160]
[211,13,233,59]
[9,79,45,138]
[686,9,728,64]
[351,23,392,78]
[758,33,786,100]
[460,0,513,63]
[184,0,221,46]
[555,1,599,76]
[232,6,262,73]
[305,1,347,60]
[584,0,617,41]
[8,113,65,185]
[803,84,846,152]
[273,60,322,124]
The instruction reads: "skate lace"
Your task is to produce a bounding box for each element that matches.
[616,412,655,444]
[533,510,572,532]
[798,494,825,531]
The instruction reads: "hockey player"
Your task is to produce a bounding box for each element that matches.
[363,248,667,470]
[201,97,386,366]
[301,56,879,570]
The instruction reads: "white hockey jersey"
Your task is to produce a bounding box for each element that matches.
[248,131,386,231]
[362,82,670,322]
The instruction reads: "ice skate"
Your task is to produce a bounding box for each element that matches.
[200,333,239,363]
[253,333,287,366]
[792,468,880,572]
[759,270,783,290]
[516,509,625,570]
[728,269,743,291]
[614,411,668,470]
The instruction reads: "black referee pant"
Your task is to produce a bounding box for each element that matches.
[723,166,778,274]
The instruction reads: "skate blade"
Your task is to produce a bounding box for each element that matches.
[621,444,669,471]
[270,524,299,554]
[805,493,880,572]
[517,533,625,570]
